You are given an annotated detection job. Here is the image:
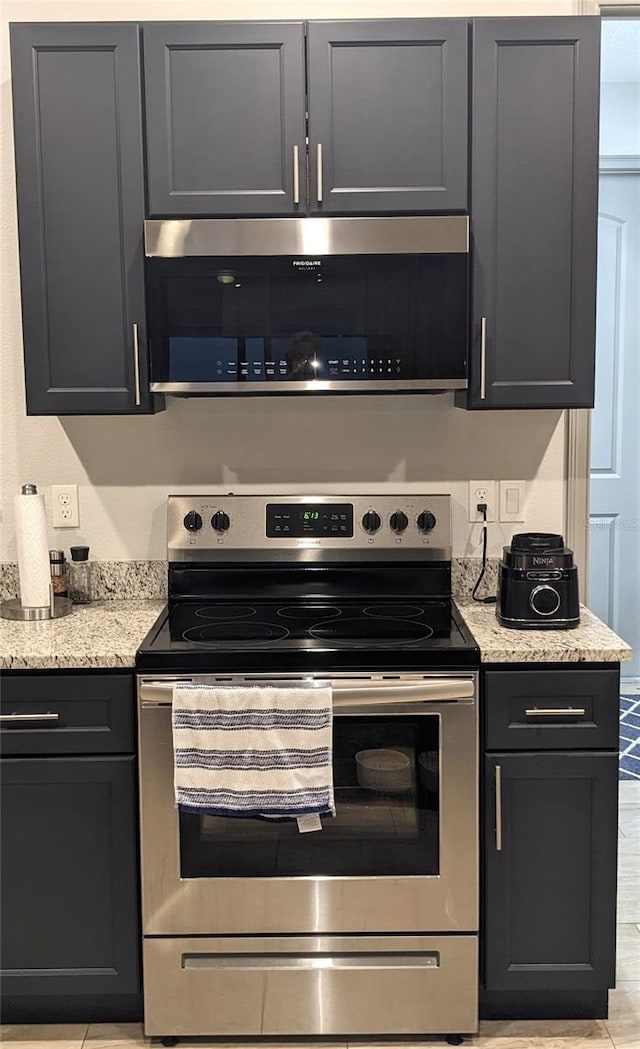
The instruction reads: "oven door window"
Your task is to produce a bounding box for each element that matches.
[179,715,440,878]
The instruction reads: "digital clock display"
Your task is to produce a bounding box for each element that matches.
[266,503,354,538]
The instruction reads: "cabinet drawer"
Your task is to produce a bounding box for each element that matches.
[0,674,134,755]
[484,669,619,750]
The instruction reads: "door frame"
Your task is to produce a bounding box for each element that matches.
[566,3,640,607]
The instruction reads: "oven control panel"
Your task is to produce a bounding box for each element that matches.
[266,503,354,538]
[168,494,452,562]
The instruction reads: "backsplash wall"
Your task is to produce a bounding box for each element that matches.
[1,0,577,564]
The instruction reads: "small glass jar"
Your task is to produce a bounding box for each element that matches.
[49,549,68,598]
[68,546,92,604]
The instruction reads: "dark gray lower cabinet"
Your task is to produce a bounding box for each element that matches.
[460,17,600,409]
[0,673,141,1022]
[10,23,158,415]
[483,751,618,993]
[482,665,620,1019]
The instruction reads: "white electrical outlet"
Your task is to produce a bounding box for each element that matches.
[468,480,496,522]
[51,484,79,528]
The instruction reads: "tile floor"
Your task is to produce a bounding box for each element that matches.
[620,680,640,781]
[2,786,639,1049]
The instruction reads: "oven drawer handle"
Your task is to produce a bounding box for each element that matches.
[182,951,440,972]
[140,679,474,707]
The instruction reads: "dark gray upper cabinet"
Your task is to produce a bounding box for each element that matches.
[306,20,468,213]
[143,22,306,217]
[143,19,467,217]
[463,17,600,409]
[10,23,156,415]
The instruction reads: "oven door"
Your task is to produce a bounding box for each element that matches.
[138,673,477,936]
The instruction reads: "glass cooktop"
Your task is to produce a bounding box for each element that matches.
[136,599,479,671]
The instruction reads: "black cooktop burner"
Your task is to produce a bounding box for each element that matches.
[363,604,424,619]
[195,605,257,620]
[309,618,433,645]
[277,604,341,620]
[183,621,290,645]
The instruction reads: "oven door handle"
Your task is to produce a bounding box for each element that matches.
[139,678,475,707]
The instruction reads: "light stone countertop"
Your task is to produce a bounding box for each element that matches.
[455,601,633,664]
[0,600,165,670]
[0,598,632,671]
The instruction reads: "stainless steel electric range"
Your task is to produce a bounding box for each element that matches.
[136,494,480,1043]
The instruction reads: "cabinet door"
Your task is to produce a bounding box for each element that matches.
[466,18,600,408]
[483,752,617,992]
[0,756,140,998]
[10,24,154,415]
[307,20,468,214]
[144,22,306,216]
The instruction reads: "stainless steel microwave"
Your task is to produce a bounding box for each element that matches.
[144,217,469,396]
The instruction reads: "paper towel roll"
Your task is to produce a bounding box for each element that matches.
[14,486,51,607]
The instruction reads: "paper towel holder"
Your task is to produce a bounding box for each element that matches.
[0,584,73,621]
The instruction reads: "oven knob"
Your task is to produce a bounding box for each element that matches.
[417,511,437,533]
[390,511,408,533]
[362,510,381,534]
[183,511,203,532]
[529,585,561,616]
[211,511,231,533]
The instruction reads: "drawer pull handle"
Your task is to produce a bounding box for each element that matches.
[524,707,586,717]
[0,712,60,723]
[495,763,502,852]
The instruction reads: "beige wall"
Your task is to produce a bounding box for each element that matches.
[1,0,585,562]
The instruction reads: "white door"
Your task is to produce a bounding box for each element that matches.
[589,169,640,680]
[589,18,640,682]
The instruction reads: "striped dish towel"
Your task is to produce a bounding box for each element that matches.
[172,684,335,821]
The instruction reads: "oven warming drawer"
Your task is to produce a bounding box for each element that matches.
[143,934,478,1037]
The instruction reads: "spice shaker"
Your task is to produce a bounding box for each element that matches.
[49,549,68,597]
[68,546,92,604]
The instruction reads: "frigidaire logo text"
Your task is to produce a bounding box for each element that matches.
[533,556,554,565]
[292,260,322,268]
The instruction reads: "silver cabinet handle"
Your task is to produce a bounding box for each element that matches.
[293,145,300,205]
[132,323,141,407]
[317,143,323,203]
[495,764,502,852]
[480,317,487,401]
[0,712,60,723]
[525,707,587,717]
